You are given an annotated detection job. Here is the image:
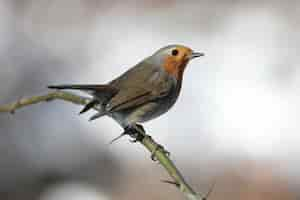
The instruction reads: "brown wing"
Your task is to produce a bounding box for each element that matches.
[106,84,172,113]
[106,62,174,113]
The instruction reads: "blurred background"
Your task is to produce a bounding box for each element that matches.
[0,0,299,199]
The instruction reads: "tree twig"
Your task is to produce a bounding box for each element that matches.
[140,134,203,200]
[0,91,209,200]
[0,91,91,114]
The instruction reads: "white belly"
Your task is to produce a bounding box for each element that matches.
[110,95,177,128]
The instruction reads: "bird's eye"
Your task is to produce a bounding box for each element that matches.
[171,49,179,56]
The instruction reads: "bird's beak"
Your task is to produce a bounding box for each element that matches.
[189,52,205,60]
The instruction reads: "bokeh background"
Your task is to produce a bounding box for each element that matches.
[0,0,299,199]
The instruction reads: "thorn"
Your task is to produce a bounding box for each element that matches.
[202,179,216,200]
[109,132,127,144]
[161,180,180,187]
[129,132,145,143]
[10,96,23,114]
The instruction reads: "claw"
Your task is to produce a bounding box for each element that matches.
[129,138,139,143]
[129,133,145,143]
[125,124,145,142]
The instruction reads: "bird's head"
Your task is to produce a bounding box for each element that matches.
[149,45,204,80]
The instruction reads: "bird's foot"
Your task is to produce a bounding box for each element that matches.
[150,142,170,161]
[127,124,146,143]
[109,124,145,144]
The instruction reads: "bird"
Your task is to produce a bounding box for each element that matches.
[48,44,204,159]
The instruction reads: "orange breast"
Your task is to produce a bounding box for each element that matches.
[163,56,188,81]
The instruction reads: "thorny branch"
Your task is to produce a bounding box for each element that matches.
[0,90,213,200]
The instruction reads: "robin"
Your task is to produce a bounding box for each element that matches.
[48,44,204,159]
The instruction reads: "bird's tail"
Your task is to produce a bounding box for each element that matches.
[48,84,118,118]
[48,84,113,91]
[48,84,118,97]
